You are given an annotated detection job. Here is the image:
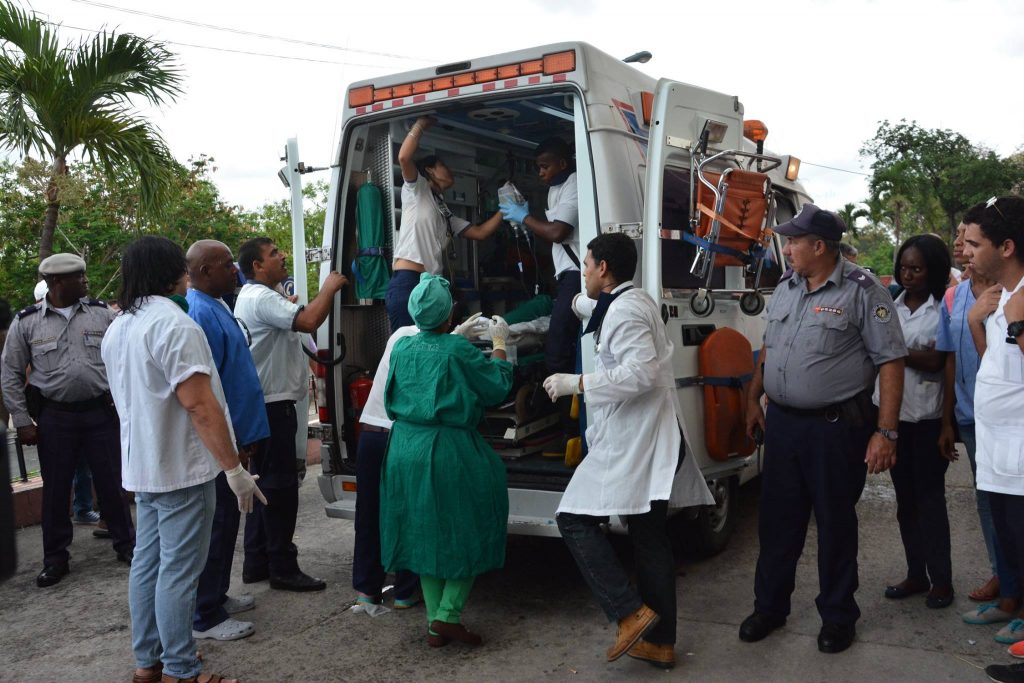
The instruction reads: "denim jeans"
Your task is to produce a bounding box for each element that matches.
[385,270,421,332]
[557,501,676,645]
[963,425,1019,596]
[131,480,216,679]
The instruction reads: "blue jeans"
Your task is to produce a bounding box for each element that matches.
[72,459,94,516]
[963,425,1019,597]
[131,480,216,679]
[385,269,421,332]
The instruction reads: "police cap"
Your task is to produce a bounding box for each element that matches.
[775,204,846,241]
[39,253,86,276]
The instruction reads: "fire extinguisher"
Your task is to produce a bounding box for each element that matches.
[349,373,373,443]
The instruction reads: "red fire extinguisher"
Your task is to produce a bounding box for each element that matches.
[349,373,373,443]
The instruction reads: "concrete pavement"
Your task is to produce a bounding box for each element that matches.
[0,449,1012,682]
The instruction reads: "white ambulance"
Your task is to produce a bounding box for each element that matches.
[310,41,811,554]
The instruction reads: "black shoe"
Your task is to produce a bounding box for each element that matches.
[36,563,70,588]
[242,566,270,584]
[269,570,326,592]
[116,549,134,565]
[817,622,855,653]
[739,611,786,642]
[884,579,930,599]
[926,586,954,609]
[986,662,1024,683]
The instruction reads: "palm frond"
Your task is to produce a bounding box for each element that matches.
[68,29,183,111]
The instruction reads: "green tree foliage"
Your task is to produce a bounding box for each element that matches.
[0,1,183,259]
[861,120,1024,245]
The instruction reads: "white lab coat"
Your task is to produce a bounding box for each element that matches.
[557,283,714,516]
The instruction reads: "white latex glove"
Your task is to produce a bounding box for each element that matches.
[226,463,267,513]
[571,293,597,320]
[452,311,483,338]
[543,373,581,402]
[489,315,510,347]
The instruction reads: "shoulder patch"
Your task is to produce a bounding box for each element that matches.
[872,302,893,323]
[845,269,874,289]
[779,268,794,281]
[86,298,108,307]
[16,304,39,319]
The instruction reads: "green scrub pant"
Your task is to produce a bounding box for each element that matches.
[420,575,474,627]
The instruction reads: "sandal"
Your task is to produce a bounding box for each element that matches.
[132,664,162,683]
[160,674,239,683]
[970,576,1000,602]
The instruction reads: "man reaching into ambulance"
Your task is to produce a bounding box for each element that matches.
[542,232,713,670]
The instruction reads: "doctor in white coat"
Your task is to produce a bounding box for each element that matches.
[543,232,713,671]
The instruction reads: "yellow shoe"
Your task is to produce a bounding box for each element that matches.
[627,639,676,669]
[606,604,660,661]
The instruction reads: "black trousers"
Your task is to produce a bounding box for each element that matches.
[545,270,582,374]
[244,401,299,576]
[989,492,1024,604]
[194,471,242,631]
[753,403,872,625]
[36,405,134,565]
[352,430,418,600]
[557,501,676,645]
[889,418,951,587]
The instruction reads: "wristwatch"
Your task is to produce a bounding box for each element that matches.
[876,427,899,442]
[1007,320,1024,344]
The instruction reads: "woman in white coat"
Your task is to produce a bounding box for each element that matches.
[543,233,713,671]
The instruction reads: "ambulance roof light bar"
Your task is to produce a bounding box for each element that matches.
[347,50,577,109]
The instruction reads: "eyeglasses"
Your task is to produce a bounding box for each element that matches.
[987,196,1008,222]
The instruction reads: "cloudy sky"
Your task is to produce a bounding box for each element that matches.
[26,0,1024,213]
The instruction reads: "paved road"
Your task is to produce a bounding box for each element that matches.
[0,451,1012,682]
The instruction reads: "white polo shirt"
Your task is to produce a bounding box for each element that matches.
[393,175,470,275]
[101,296,228,493]
[547,172,580,278]
[359,325,419,429]
[234,282,308,403]
[872,292,944,422]
[976,275,1024,496]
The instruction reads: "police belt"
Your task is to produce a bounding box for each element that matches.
[770,390,873,426]
[41,391,113,413]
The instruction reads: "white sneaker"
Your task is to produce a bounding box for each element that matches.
[224,594,255,615]
[193,618,254,641]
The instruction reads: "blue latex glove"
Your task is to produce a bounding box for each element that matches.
[499,199,529,225]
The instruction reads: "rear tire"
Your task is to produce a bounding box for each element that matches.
[672,476,738,558]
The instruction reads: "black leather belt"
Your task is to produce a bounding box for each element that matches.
[771,400,842,423]
[41,392,112,413]
[361,424,389,433]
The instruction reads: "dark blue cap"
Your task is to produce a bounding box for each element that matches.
[775,204,846,241]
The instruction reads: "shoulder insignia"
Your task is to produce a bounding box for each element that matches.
[872,302,893,323]
[845,268,874,289]
[779,268,794,281]
[86,298,108,307]
[15,304,40,319]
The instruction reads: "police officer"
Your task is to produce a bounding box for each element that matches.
[0,253,135,587]
[738,205,907,653]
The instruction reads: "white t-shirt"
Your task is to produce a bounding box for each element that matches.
[234,282,308,403]
[872,292,943,422]
[360,325,419,429]
[101,296,228,493]
[547,172,580,277]
[975,274,1024,495]
[393,175,470,275]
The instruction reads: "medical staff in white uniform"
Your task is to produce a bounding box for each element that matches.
[543,232,713,671]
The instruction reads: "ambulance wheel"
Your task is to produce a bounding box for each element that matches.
[739,291,765,316]
[674,476,737,558]
[689,291,715,318]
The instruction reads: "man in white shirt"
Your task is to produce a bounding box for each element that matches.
[234,237,347,592]
[102,236,263,683]
[961,198,1024,683]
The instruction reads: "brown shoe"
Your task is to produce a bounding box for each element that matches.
[429,620,483,646]
[606,604,660,662]
[627,639,676,670]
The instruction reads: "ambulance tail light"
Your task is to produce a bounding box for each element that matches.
[315,350,330,424]
[342,480,358,493]
[640,91,654,125]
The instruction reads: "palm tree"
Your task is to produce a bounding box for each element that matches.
[836,202,868,236]
[0,2,183,259]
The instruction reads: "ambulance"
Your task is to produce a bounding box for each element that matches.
[309,41,811,555]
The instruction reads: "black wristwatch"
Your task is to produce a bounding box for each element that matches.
[1007,320,1024,344]
[876,427,899,442]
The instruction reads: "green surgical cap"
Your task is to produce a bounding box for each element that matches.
[407,272,453,330]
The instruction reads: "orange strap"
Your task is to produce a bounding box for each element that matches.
[696,203,775,246]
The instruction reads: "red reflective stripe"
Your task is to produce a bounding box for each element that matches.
[447,88,459,97]
[413,94,426,103]
[504,78,518,88]
[553,73,567,82]
[371,103,383,111]
[482,83,496,91]
[528,76,541,85]
[393,98,403,106]
[356,106,366,114]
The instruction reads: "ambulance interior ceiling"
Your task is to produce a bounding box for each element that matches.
[431,93,575,151]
